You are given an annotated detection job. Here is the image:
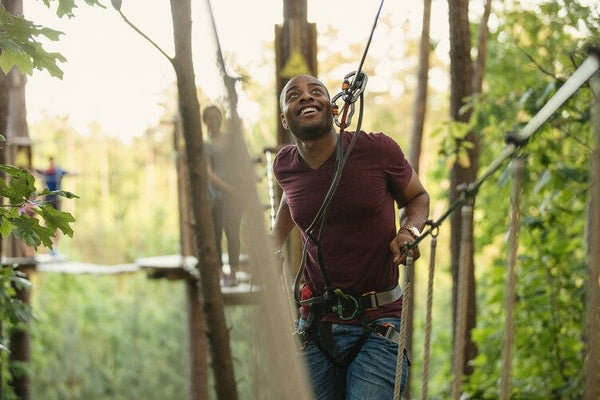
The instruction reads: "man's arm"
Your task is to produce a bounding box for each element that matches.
[272,192,295,253]
[390,170,430,264]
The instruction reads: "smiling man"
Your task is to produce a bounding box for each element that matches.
[272,74,430,399]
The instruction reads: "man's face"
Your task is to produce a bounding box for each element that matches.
[280,75,333,141]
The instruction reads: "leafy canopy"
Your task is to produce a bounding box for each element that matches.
[0,0,105,77]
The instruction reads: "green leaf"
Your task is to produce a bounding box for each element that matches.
[0,166,37,204]
[38,204,76,237]
[0,5,66,77]
[0,47,34,75]
[11,215,54,248]
[0,216,12,238]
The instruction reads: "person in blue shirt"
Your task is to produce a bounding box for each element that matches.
[35,156,73,210]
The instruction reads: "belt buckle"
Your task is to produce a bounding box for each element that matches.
[361,290,378,311]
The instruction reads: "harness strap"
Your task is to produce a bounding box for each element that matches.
[313,322,372,371]
[359,285,403,311]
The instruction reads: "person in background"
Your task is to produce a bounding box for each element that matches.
[203,105,244,287]
[272,74,430,399]
[35,156,72,211]
[34,156,76,255]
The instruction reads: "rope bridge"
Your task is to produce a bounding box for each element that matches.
[393,48,600,399]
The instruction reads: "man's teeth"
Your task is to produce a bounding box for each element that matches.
[301,107,317,114]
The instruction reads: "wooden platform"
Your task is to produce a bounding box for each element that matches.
[135,254,260,305]
[1,254,138,274]
[1,253,260,306]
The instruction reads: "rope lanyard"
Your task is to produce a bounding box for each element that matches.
[500,155,525,399]
[421,223,439,400]
[451,197,474,400]
[394,250,414,400]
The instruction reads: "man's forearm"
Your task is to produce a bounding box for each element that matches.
[401,191,430,232]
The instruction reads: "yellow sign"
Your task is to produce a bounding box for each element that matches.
[280,47,311,78]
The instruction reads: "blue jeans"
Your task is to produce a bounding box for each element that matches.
[298,317,409,400]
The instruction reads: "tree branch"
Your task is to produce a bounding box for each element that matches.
[116,9,174,65]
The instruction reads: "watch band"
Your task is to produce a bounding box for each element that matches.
[399,224,421,239]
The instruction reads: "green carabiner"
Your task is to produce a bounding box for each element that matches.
[333,288,359,321]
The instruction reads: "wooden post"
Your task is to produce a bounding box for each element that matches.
[274,0,318,282]
[172,115,208,400]
[584,53,599,400]
[275,0,318,147]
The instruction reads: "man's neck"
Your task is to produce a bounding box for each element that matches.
[296,131,338,170]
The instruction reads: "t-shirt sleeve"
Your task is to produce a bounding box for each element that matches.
[378,134,413,207]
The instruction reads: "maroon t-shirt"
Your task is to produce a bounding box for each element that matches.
[274,131,414,322]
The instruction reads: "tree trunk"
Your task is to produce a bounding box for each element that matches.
[4,1,32,398]
[447,0,478,378]
[405,1,432,397]
[168,1,238,399]
[409,0,432,172]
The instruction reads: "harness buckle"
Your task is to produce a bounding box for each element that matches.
[361,291,378,310]
[378,323,395,340]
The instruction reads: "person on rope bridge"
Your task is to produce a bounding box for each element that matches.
[272,74,430,399]
[202,105,244,287]
[34,156,78,256]
[35,156,76,211]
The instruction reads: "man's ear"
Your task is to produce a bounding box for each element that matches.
[280,114,288,130]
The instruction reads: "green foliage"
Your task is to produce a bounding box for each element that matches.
[29,273,263,400]
[40,0,106,19]
[0,165,76,249]
[30,273,188,399]
[0,0,106,77]
[0,4,65,77]
[0,165,77,397]
[449,1,599,398]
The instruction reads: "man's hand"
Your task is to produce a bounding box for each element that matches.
[390,230,420,265]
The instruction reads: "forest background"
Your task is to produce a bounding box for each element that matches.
[1,0,599,399]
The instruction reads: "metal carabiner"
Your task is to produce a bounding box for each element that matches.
[343,71,368,102]
[330,71,368,128]
[332,288,359,320]
[331,93,356,128]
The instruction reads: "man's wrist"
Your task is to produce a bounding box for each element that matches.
[399,224,421,240]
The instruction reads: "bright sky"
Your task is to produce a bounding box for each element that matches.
[25,0,449,143]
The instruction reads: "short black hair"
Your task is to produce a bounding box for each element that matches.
[202,105,222,122]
